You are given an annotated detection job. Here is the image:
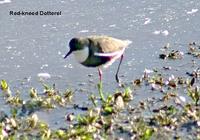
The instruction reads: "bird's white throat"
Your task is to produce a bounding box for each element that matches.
[73,46,89,63]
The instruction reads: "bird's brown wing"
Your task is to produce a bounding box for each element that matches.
[88,36,131,53]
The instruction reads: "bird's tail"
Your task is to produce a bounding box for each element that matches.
[124,40,132,47]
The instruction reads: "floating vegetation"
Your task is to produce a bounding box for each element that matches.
[159,50,184,60]
[187,42,200,58]
[1,79,11,97]
[188,86,200,106]
[159,43,184,60]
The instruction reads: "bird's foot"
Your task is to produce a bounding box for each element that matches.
[116,75,124,87]
[118,81,126,88]
[115,74,120,83]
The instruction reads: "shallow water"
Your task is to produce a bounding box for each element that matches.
[0,0,200,131]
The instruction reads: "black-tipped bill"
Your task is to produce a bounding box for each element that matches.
[64,49,72,59]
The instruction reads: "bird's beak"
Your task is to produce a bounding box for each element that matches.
[64,49,72,59]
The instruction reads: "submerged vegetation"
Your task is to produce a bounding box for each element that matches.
[0,42,200,139]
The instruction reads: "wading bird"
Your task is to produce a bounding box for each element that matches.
[64,36,132,83]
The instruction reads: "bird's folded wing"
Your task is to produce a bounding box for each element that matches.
[89,36,132,53]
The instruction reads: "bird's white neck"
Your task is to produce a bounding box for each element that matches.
[73,46,89,63]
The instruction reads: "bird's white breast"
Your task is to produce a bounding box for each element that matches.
[73,46,89,63]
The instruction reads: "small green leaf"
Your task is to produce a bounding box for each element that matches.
[188,86,200,105]
[1,80,8,90]
[30,87,38,98]
[143,128,154,140]
[104,106,113,114]
[97,82,105,102]
[10,107,18,118]
[55,130,65,138]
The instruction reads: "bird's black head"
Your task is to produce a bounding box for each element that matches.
[64,38,79,59]
[64,37,89,59]
[69,38,79,51]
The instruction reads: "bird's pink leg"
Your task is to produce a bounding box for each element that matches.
[98,68,102,83]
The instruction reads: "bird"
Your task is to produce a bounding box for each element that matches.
[64,35,132,83]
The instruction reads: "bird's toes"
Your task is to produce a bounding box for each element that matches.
[116,75,124,87]
[115,75,120,83]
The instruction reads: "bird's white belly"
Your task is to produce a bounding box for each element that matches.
[73,47,89,63]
